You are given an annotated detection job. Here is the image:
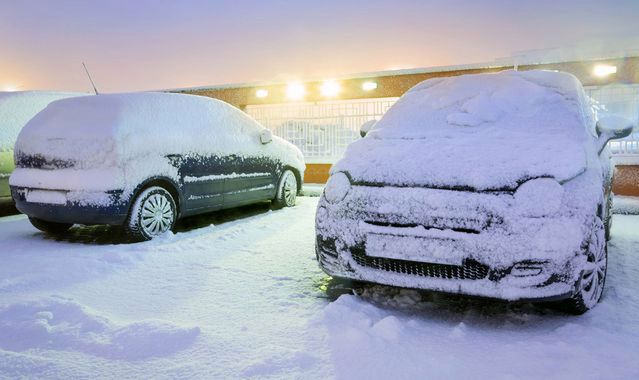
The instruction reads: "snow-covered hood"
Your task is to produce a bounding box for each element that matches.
[332,136,587,190]
[332,70,594,191]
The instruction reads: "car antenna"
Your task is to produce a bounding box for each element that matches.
[82,62,99,95]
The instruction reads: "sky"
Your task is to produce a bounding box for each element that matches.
[1,0,638,93]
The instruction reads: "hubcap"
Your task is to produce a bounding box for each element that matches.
[580,219,606,306]
[283,173,297,206]
[140,193,174,236]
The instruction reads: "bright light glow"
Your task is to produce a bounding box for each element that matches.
[593,65,617,77]
[256,89,268,98]
[286,83,306,100]
[362,81,378,91]
[320,81,341,97]
[2,85,19,92]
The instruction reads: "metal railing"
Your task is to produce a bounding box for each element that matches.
[586,84,639,156]
[246,98,398,162]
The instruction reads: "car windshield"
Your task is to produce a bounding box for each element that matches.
[368,70,593,144]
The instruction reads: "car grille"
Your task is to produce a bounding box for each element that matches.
[351,248,489,280]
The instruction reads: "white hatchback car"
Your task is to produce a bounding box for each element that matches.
[315,70,634,314]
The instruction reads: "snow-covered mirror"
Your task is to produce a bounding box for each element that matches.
[360,120,377,138]
[260,129,273,144]
[596,116,634,153]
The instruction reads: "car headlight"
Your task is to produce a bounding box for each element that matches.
[514,178,564,217]
[323,172,351,204]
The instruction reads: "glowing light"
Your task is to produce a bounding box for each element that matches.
[2,85,19,92]
[320,81,341,97]
[286,82,305,100]
[593,65,617,77]
[256,89,268,98]
[362,81,378,91]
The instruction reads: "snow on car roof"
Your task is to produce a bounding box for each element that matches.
[0,91,84,151]
[371,69,592,138]
[14,92,304,187]
[22,92,261,139]
[333,70,596,190]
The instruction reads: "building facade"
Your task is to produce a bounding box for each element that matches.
[171,56,639,195]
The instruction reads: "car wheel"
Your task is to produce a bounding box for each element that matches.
[560,217,607,314]
[126,186,176,241]
[28,217,72,235]
[273,170,297,208]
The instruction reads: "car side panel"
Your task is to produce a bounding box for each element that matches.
[179,154,225,214]
[222,155,279,207]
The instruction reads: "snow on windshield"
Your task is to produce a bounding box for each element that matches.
[369,70,593,140]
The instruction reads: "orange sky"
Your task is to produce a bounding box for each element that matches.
[1,0,638,93]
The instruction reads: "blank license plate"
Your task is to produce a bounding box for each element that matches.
[26,190,67,205]
[365,233,464,265]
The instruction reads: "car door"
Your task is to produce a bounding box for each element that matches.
[179,153,226,214]
[223,154,278,207]
[222,123,279,207]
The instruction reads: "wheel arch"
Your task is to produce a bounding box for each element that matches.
[127,177,182,218]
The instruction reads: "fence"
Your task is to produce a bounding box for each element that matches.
[245,98,398,163]
[585,84,639,156]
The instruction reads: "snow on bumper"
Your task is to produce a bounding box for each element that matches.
[315,185,589,301]
[10,168,130,225]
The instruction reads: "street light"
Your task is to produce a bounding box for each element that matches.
[593,65,617,77]
[320,81,341,97]
[286,83,305,100]
[362,81,378,91]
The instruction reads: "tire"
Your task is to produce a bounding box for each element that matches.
[559,217,607,314]
[28,217,72,235]
[272,170,298,209]
[125,186,177,241]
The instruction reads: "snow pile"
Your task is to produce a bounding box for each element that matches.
[0,91,83,152]
[613,195,639,215]
[0,297,200,360]
[12,92,304,196]
[332,70,595,190]
[0,198,638,377]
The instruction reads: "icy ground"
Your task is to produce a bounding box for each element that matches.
[0,197,638,379]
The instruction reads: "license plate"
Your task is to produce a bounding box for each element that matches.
[26,190,67,205]
[365,233,465,265]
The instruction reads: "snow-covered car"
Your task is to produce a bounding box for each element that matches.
[315,70,634,314]
[0,91,83,205]
[10,93,305,240]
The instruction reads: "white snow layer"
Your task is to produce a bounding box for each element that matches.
[0,91,84,152]
[332,70,596,190]
[11,92,304,196]
[0,198,638,378]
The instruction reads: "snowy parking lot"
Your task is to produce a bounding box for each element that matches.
[1,196,638,379]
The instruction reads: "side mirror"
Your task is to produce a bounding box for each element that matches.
[360,120,377,138]
[596,116,635,154]
[260,129,273,144]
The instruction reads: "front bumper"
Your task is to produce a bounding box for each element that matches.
[11,186,129,225]
[315,185,588,302]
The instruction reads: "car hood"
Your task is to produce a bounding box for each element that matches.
[331,137,588,191]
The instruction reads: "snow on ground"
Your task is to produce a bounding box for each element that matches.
[0,197,638,379]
